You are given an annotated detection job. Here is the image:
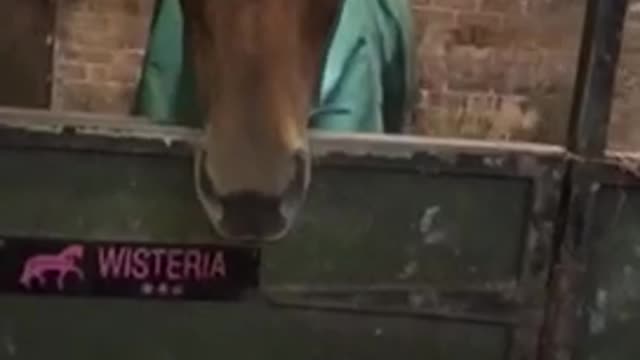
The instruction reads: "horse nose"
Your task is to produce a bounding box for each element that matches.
[217,193,287,241]
[214,149,311,242]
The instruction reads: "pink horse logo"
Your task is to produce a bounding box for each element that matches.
[19,245,85,290]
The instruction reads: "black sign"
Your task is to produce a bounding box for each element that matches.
[0,236,260,301]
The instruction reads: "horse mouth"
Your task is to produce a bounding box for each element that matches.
[193,148,310,244]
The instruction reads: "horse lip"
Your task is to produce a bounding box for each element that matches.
[194,148,224,225]
[210,215,291,244]
[280,149,311,220]
[195,150,291,243]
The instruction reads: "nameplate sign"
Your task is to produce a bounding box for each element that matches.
[0,236,260,301]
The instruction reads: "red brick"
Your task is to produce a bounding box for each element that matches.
[481,0,527,14]
[60,45,115,64]
[456,11,503,29]
[53,0,153,113]
[58,63,87,81]
[412,0,431,8]
[431,0,479,11]
[413,8,457,30]
[87,65,110,82]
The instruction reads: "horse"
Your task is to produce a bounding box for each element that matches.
[135,0,416,242]
[19,245,85,290]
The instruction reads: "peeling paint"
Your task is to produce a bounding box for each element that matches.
[398,261,419,279]
[431,151,458,165]
[0,117,200,147]
[409,292,425,308]
[419,206,448,246]
[482,156,506,168]
[588,289,609,335]
[596,289,608,309]
[419,206,439,231]
[423,231,446,245]
[589,309,606,335]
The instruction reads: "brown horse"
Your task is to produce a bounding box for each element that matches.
[180,0,342,243]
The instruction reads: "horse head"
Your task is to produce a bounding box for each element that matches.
[180,0,342,243]
[61,245,85,261]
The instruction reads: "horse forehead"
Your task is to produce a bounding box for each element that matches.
[210,0,341,31]
[213,0,301,22]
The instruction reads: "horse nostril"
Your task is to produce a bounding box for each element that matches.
[216,151,311,241]
[219,193,287,241]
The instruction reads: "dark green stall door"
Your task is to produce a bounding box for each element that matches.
[0,147,518,360]
[0,114,565,360]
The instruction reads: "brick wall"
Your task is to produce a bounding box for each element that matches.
[411,0,585,145]
[52,0,154,113]
[51,0,640,150]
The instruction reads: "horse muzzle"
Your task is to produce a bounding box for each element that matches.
[194,147,311,244]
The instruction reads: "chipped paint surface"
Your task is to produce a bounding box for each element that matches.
[0,108,201,147]
[398,261,419,280]
[588,289,608,335]
[419,206,447,246]
[482,156,507,168]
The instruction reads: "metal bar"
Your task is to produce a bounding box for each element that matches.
[566,0,628,157]
[0,107,565,157]
[540,1,629,359]
[0,108,565,179]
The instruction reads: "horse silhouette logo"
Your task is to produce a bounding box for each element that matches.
[19,245,85,290]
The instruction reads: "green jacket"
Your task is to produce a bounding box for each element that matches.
[133,0,415,133]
